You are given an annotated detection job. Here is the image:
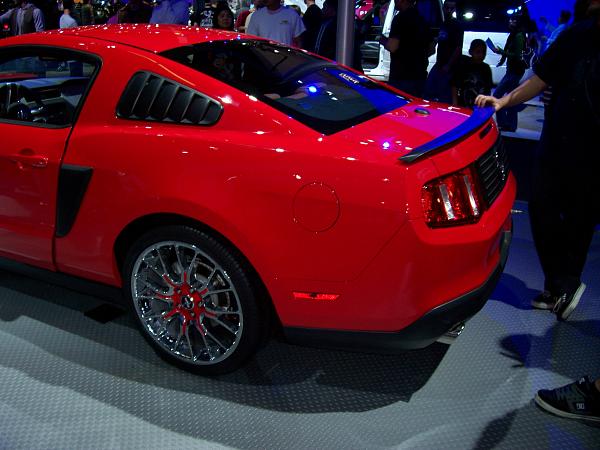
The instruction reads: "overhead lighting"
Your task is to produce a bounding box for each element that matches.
[464,11,474,20]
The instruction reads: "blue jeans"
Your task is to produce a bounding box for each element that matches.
[424,64,453,104]
[494,72,523,130]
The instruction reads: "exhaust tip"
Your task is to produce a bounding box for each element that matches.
[437,322,466,345]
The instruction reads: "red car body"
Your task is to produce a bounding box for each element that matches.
[0,25,515,373]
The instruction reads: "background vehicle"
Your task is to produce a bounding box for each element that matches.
[0,25,514,375]
[365,0,533,85]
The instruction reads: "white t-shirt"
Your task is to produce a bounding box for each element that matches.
[59,14,78,29]
[247,6,305,46]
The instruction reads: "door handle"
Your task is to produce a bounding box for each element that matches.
[9,150,48,169]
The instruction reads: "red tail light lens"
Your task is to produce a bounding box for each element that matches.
[422,167,482,228]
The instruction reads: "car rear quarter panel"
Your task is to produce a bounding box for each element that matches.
[55,45,414,306]
[275,128,517,331]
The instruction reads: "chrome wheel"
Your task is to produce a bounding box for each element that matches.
[131,241,243,365]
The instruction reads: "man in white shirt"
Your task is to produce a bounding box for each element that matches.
[60,0,78,28]
[247,0,305,47]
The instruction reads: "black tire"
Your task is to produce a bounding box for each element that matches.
[122,225,263,375]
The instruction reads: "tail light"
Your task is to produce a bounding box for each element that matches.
[422,167,482,228]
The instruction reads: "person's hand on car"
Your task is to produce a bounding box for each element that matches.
[474,95,505,112]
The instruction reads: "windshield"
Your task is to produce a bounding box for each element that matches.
[160,40,409,135]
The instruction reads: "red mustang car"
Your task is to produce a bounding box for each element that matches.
[0,25,515,374]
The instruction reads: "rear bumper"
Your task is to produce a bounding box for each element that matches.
[283,228,512,353]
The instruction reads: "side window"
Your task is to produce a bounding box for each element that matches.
[0,51,98,127]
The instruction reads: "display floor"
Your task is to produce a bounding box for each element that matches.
[0,202,599,449]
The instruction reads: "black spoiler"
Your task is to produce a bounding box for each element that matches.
[399,107,496,163]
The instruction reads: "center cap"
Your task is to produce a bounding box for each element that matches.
[181,295,194,309]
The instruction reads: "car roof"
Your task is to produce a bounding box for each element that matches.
[11,25,248,54]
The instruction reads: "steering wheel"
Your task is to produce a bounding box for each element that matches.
[1,83,45,122]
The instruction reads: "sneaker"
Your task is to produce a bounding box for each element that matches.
[531,291,556,310]
[553,282,586,321]
[535,376,600,423]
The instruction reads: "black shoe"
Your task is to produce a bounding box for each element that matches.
[535,376,600,423]
[553,282,586,321]
[531,291,556,310]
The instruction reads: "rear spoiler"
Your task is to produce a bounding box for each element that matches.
[399,107,496,163]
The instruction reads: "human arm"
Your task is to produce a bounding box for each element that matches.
[474,75,548,111]
[292,12,306,48]
[33,7,45,32]
[378,35,400,53]
[293,34,303,48]
[379,14,402,53]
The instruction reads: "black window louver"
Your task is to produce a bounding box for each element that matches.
[117,72,223,125]
[476,138,510,207]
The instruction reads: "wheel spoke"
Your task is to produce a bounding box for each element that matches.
[206,288,233,296]
[139,294,172,303]
[205,306,238,316]
[146,311,168,320]
[205,267,218,287]
[211,317,237,335]
[207,268,217,283]
[173,327,184,353]
[184,327,195,359]
[174,245,185,280]
[186,251,199,283]
[194,320,215,359]
[139,282,170,297]
[156,249,169,276]
[156,315,175,338]
[205,329,228,350]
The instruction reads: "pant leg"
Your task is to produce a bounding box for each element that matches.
[530,138,599,294]
[529,153,565,294]
[560,167,598,291]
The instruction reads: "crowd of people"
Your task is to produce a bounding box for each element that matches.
[0,0,570,116]
[0,0,361,68]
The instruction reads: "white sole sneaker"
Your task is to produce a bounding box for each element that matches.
[557,283,586,320]
[531,297,555,310]
[534,392,600,423]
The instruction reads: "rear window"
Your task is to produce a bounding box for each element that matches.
[160,40,409,135]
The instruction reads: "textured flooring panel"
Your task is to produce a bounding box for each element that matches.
[0,204,599,449]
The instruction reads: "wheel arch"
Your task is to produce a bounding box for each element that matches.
[113,212,281,337]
